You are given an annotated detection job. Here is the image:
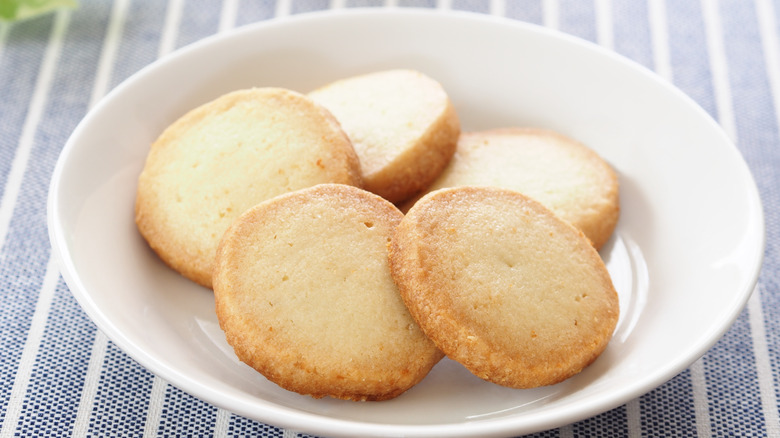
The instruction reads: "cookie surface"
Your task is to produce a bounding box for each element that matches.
[389,186,619,389]
[213,184,442,401]
[308,69,460,204]
[135,88,362,288]
[403,128,619,249]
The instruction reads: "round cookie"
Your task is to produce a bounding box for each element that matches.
[135,88,362,288]
[402,128,620,249]
[389,186,619,389]
[213,184,443,401]
[308,69,460,204]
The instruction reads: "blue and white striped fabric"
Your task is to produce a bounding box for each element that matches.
[0,0,778,436]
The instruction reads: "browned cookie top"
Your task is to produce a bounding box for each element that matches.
[403,128,620,249]
[390,186,619,389]
[213,184,442,401]
[309,69,460,204]
[135,88,362,288]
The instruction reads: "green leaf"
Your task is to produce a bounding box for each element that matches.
[0,0,78,22]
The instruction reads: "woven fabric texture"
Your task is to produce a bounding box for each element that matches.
[1,0,778,436]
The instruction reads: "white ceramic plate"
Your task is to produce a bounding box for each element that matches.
[48,8,764,438]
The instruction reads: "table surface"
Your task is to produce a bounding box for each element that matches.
[1,0,779,437]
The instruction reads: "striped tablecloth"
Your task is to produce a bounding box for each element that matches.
[1,0,777,436]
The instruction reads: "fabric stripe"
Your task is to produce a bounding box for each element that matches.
[489,0,504,16]
[689,359,712,438]
[282,429,299,438]
[142,375,167,438]
[542,0,559,29]
[558,424,573,438]
[71,331,108,437]
[219,0,240,33]
[625,396,641,438]
[700,0,736,141]
[0,257,61,438]
[0,12,67,255]
[158,0,183,60]
[647,0,671,81]
[89,0,129,109]
[213,408,231,438]
[748,285,780,436]
[276,0,292,17]
[595,0,613,49]
[758,0,780,134]
[0,10,70,435]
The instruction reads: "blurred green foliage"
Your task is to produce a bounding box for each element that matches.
[0,0,78,22]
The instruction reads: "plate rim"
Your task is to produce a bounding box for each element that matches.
[47,7,766,438]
